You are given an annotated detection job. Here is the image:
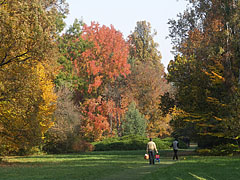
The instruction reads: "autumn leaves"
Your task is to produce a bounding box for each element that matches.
[0,0,171,155]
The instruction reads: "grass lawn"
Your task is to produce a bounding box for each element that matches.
[0,150,239,180]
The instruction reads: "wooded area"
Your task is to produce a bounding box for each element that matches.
[0,0,239,155]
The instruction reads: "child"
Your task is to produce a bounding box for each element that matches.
[155,154,160,163]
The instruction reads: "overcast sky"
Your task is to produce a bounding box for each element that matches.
[65,0,189,70]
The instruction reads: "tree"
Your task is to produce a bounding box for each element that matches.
[55,19,88,89]
[128,21,162,64]
[0,61,57,155]
[168,0,240,147]
[44,87,81,153]
[126,21,171,137]
[122,102,146,136]
[0,0,68,67]
[0,0,67,154]
[50,19,92,151]
[79,22,131,95]
[69,22,130,141]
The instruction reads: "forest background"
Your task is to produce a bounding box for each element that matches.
[0,0,239,155]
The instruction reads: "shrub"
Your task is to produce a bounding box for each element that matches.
[72,139,95,152]
[153,138,172,149]
[211,144,240,156]
[43,87,82,154]
[196,148,211,156]
[197,144,240,156]
[178,139,189,149]
[92,135,172,151]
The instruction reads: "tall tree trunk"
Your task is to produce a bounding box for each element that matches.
[109,113,113,135]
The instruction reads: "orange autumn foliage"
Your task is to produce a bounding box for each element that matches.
[73,22,131,141]
[79,22,130,93]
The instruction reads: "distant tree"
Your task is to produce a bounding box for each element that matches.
[70,22,131,141]
[44,87,81,154]
[55,19,90,89]
[128,21,162,64]
[122,102,147,136]
[126,21,172,137]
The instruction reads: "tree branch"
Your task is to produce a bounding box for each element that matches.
[0,52,31,67]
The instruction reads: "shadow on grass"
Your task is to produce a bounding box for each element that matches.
[0,150,176,180]
[144,156,240,180]
[1,150,239,180]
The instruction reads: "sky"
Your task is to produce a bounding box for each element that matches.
[65,0,189,70]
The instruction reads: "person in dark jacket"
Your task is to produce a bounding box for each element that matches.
[171,138,179,160]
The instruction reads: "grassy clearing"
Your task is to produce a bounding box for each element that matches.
[143,155,240,180]
[0,150,239,180]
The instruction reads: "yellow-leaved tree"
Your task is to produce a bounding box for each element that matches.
[0,0,68,155]
[0,61,57,155]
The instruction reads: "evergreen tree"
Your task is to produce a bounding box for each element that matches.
[122,102,147,136]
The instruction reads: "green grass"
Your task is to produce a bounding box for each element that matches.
[0,150,239,180]
[143,156,240,180]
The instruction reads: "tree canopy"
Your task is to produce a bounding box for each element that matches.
[167,0,240,147]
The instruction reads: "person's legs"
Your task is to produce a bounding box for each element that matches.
[175,150,178,160]
[148,150,155,164]
[148,151,151,164]
[173,149,178,160]
[152,151,155,164]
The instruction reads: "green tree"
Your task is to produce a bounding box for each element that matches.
[122,102,147,136]
[129,21,161,64]
[55,19,90,90]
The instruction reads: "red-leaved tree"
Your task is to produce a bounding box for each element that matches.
[73,22,130,141]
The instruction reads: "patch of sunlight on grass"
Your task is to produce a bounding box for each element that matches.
[160,161,175,165]
[175,177,184,180]
[65,163,99,167]
[189,172,207,180]
[5,155,113,164]
[140,171,152,175]
[207,176,217,180]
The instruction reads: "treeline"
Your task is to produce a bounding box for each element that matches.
[165,0,240,149]
[0,0,171,155]
[2,0,239,156]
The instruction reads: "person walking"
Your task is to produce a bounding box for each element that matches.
[146,138,158,165]
[172,138,179,160]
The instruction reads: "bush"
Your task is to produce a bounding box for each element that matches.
[196,148,211,156]
[72,139,95,152]
[153,138,172,150]
[92,135,172,151]
[197,143,240,156]
[178,139,189,149]
[43,87,82,154]
[211,144,240,156]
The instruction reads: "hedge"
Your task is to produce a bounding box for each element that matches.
[92,135,184,151]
